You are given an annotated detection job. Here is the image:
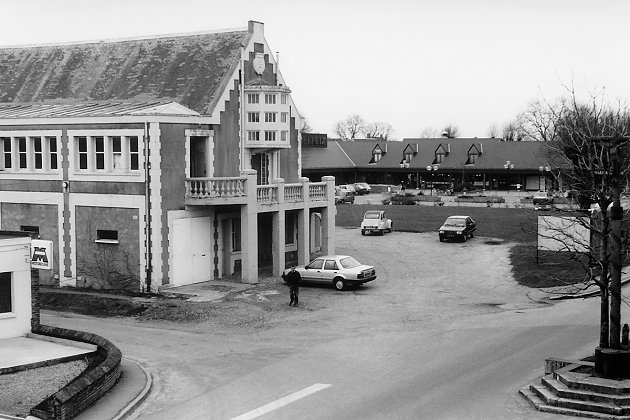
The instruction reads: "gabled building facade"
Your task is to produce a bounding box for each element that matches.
[0,21,335,291]
[303,138,559,192]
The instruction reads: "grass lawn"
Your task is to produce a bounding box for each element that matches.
[335,204,595,289]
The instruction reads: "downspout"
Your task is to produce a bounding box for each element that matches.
[144,121,152,293]
[239,46,246,172]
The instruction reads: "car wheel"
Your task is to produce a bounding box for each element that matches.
[388,222,393,233]
[470,231,474,238]
[462,234,467,242]
[334,278,346,291]
[361,230,366,236]
[439,237,444,242]
[379,229,384,236]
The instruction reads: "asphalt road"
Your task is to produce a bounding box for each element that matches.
[43,228,600,419]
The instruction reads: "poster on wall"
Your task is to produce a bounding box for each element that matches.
[31,239,54,270]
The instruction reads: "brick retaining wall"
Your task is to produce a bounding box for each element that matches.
[30,325,122,420]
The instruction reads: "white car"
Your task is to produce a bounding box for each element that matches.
[361,210,393,236]
[282,255,377,291]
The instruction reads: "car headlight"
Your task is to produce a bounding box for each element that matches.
[439,230,444,234]
[457,231,463,235]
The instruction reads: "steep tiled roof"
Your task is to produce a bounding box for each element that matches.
[304,138,559,171]
[0,101,199,118]
[0,29,249,115]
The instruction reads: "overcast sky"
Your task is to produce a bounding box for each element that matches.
[1,0,628,139]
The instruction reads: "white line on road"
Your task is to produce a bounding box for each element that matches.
[230,383,332,420]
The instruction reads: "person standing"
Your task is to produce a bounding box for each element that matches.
[285,266,301,307]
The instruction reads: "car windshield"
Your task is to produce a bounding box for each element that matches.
[364,212,381,219]
[339,257,361,268]
[445,218,465,227]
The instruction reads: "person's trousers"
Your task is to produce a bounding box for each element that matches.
[290,285,299,305]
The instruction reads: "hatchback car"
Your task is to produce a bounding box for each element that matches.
[533,190,554,206]
[353,182,371,195]
[334,188,355,204]
[361,210,392,235]
[338,184,357,196]
[282,255,377,291]
[438,215,476,242]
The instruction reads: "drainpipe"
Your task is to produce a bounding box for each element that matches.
[144,121,152,293]
[239,46,246,172]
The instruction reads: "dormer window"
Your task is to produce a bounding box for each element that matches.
[433,144,448,164]
[404,152,414,163]
[370,144,385,164]
[466,144,481,165]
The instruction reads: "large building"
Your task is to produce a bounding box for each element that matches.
[303,137,558,192]
[0,21,335,291]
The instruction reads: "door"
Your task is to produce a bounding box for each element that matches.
[171,217,212,286]
[190,137,207,177]
[320,259,340,283]
[251,153,270,185]
[303,258,324,282]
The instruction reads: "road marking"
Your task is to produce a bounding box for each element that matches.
[230,383,332,420]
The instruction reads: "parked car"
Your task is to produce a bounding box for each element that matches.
[353,182,371,195]
[438,215,476,242]
[282,255,377,291]
[338,184,357,195]
[361,210,392,235]
[335,187,355,204]
[533,190,554,206]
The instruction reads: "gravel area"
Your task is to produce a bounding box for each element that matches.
[0,359,88,418]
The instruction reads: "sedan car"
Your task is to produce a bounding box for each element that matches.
[361,210,392,235]
[282,255,377,291]
[353,182,372,195]
[338,184,357,196]
[438,215,476,242]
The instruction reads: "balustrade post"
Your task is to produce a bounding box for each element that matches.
[299,177,310,203]
[273,178,285,205]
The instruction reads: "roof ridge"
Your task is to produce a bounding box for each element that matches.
[0,27,249,49]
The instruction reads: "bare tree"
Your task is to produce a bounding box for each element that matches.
[364,122,393,141]
[487,124,499,138]
[300,117,313,134]
[334,114,365,140]
[442,124,459,138]
[543,89,630,353]
[419,127,438,138]
[501,120,526,141]
[517,98,561,141]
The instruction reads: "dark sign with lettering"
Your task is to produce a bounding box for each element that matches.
[302,133,328,148]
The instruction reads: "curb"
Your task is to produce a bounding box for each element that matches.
[112,358,154,420]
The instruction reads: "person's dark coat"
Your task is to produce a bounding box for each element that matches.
[285,269,301,286]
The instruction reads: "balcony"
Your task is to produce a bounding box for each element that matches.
[185,172,334,209]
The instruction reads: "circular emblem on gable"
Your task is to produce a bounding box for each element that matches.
[253,53,265,75]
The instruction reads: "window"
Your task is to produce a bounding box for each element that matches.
[372,150,382,163]
[96,229,118,244]
[74,134,140,173]
[435,151,445,164]
[33,137,43,169]
[95,136,105,170]
[405,152,414,163]
[324,260,338,270]
[281,112,288,123]
[20,226,40,238]
[129,136,139,171]
[247,131,260,141]
[265,112,277,123]
[285,213,295,244]
[264,131,276,141]
[2,137,11,169]
[247,94,259,104]
[308,259,324,269]
[281,131,288,141]
[281,94,288,105]
[78,136,88,169]
[48,137,58,170]
[264,94,276,104]
[0,272,11,313]
[247,112,260,123]
[466,152,478,164]
[112,136,122,170]
[232,219,241,252]
[18,137,27,169]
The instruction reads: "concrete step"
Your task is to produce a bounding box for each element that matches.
[520,386,628,420]
[544,375,630,406]
[532,382,629,417]
[556,370,630,396]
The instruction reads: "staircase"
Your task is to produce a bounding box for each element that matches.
[521,359,630,419]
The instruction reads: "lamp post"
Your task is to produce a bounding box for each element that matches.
[426,165,438,195]
[504,160,514,191]
[538,165,551,191]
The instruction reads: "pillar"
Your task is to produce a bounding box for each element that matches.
[241,170,258,283]
[272,178,286,276]
[321,176,336,255]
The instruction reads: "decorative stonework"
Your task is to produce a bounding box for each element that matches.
[253,52,265,75]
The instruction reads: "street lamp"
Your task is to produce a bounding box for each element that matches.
[538,165,551,191]
[426,165,438,195]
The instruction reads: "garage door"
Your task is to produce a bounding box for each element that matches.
[171,217,212,286]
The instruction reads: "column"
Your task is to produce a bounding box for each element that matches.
[240,170,258,283]
[297,209,310,265]
[321,176,336,255]
[272,178,286,276]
